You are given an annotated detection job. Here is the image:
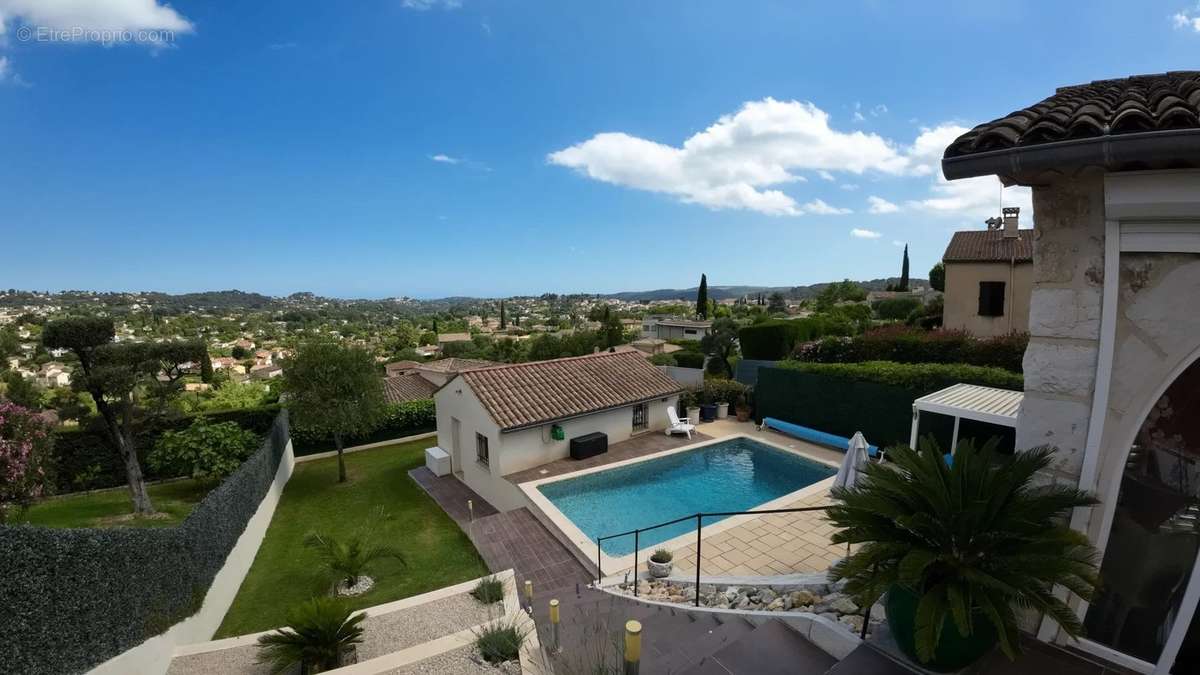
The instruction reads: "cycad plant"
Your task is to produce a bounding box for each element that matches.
[256,596,366,674]
[304,529,406,589]
[826,437,1101,665]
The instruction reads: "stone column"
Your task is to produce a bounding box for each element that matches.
[1015,172,1106,485]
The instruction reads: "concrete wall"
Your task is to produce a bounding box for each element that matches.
[89,440,296,675]
[659,365,704,388]
[942,260,1033,336]
[435,376,679,511]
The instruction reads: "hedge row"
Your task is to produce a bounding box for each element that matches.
[290,399,436,456]
[757,362,1020,451]
[0,410,291,675]
[739,318,851,360]
[50,405,283,493]
[793,327,1028,373]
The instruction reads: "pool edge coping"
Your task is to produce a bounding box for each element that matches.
[517,432,841,574]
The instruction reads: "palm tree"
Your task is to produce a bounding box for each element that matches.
[304,529,405,589]
[256,597,366,674]
[826,437,1100,664]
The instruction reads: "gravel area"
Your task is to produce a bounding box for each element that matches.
[382,645,520,674]
[166,644,272,675]
[358,591,498,660]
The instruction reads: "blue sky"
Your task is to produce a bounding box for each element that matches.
[2,1,1198,299]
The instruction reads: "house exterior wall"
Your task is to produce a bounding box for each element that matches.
[656,324,710,341]
[942,260,1033,336]
[435,377,679,512]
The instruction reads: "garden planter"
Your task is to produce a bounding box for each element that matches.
[885,585,997,672]
[716,402,729,418]
[699,403,717,422]
[735,406,751,422]
[687,406,701,424]
[647,559,673,578]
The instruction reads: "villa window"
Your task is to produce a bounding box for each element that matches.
[475,433,489,467]
[632,403,648,432]
[977,281,1006,317]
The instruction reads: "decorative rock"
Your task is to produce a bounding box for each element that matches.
[839,614,865,633]
[790,591,817,607]
[337,575,375,597]
[758,589,778,604]
[766,598,785,611]
[830,597,859,615]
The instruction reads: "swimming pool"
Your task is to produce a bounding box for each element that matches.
[536,436,836,556]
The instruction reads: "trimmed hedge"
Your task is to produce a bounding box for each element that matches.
[0,410,291,675]
[672,351,705,369]
[739,318,849,360]
[50,405,282,493]
[794,327,1028,373]
[290,399,435,456]
[757,361,1020,450]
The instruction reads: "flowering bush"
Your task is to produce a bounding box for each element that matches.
[0,401,54,521]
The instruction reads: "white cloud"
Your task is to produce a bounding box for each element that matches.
[803,198,852,215]
[867,195,900,214]
[402,0,463,10]
[817,169,835,181]
[851,228,883,239]
[547,97,910,216]
[0,56,8,80]
[0,0,193,45]
[430,153,460,164]
[905,124,1033,221]
[871,104,888,117]
[1174,11,1200,31]
[840,183,859,191]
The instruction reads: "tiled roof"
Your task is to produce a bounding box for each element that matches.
[437,332,473,343]
[417,357,498,373]
[946,72,1200,158]
[383,373,437,404]
[457,351,683,431]
[943,230,1034,263]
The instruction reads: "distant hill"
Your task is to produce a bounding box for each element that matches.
[601,278,930,302]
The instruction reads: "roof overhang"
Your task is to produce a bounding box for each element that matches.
[941,128,1200,186]
[499,391,683,434]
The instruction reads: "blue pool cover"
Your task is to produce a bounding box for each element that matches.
[761,418,880,458]
[538,436,835,556]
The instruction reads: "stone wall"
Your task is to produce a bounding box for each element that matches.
[1015,171,1106,483]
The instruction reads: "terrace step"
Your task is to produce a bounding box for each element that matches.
[681,619,838,674]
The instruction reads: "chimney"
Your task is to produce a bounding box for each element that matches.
[1002,207,1020,239]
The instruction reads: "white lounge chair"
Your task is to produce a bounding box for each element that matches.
[666,406,695,439]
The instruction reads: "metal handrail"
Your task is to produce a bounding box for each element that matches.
[594,505,833,604]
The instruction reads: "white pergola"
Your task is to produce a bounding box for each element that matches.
[909,383,1023,453]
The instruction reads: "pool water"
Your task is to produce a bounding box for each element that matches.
[537,437,835,556]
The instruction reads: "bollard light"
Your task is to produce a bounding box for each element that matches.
[549,599,560,651]
[624,619,642,675]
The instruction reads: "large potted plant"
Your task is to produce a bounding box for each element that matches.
[681,389,701,426]
[647,548,674,578]
[257,597,366,673]
[826,438,1100,672]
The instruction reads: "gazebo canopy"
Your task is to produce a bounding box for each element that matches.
[909,383,1023,452]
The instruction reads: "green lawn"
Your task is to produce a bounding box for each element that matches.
[215,439,489,637]
[16,479,210,529]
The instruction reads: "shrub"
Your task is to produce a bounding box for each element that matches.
[149,418,259,483]
[290,399,435,456]
[471,576,505,604]
[0,401,54,521]
[672,351,705,369]
[873,297,923,321]
[648,353,676,366]
[304,508,405,588]
[256,597,366,673]
[474,617,529,664]
[738,318,850,360]
[699,379,748,406]
[775,360,1023,391]
[794,327,1027,373]
[650,549,673,564]
[828,439,1099,664]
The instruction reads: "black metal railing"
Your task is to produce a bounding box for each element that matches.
[595,505,833,606]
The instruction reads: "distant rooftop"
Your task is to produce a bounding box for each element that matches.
[416,357,498,373]
[943,229,1033,264]
[383,373,437,404]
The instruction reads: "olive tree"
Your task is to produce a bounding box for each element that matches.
[281,341,386,483]
[42,317,204,514]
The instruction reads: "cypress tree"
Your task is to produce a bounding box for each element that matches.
[500,300,507,329]
[697,274,708,318]
[900,244,910,292]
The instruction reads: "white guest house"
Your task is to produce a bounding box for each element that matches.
[432,350,682,510]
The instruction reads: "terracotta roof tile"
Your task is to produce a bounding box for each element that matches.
[943,229,1034,263]
[945,71,1200,158]
[458,351,682,431]
[417,358,498,373]
[383,373,437,404]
